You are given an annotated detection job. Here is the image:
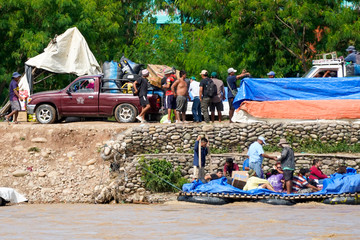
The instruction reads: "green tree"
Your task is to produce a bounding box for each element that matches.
[0,0,152,102]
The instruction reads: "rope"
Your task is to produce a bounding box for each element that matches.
[139,166,182,191]
[100,144,182,192]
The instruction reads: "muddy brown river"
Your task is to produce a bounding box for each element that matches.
[0,202,359,239]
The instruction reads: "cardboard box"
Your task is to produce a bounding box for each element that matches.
[231,171,249,190]
[147,64,180,88]
[17,111,27,122]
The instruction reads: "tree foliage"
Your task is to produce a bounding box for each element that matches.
[139,158,188,192]
[1,0,360,103]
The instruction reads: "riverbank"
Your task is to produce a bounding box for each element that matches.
[0,122,126,203]
[2,121,360,204]
[0,121,183,204]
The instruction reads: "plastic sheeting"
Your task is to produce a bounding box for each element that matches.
[19,27,102,95]
[0,187,27,204]
[182,174,360,196]
[25,27,101,76]
[103,60,121,93]
[233,77,360,109]
[239,99,360,119]
[183,178,278,196]
[318,174,360,195]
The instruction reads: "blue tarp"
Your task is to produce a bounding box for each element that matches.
[233,77,360,109]
[182,177,275,195]
[182,174,360,196]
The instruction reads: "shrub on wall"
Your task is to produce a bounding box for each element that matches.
[139,157,188,192]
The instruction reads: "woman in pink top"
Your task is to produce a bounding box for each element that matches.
[309,159,328,181]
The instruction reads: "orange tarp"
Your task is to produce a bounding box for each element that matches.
[239,100,360,120]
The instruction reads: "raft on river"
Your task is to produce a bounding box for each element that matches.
[178,173,360,205]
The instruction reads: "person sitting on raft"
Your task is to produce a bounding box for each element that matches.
[242,158,250,171]
[243,169,275,192]
[292,168,320,193]
[223,157,239,177]
[337,166,347,175]
[205,169,224,181]
[266,161,283,178]
[266,162,284,192]
[309,160,328,184]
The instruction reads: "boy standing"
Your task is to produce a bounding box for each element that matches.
[193,136,208,181]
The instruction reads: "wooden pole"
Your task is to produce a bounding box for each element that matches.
[206,134,213,173]
[198,138,202,180]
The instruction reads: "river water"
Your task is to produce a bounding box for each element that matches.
[0,202,359,240]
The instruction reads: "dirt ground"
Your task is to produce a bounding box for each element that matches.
[0,121,145,203]
[0,121,139,160]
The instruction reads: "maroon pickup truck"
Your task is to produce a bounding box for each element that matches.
[27,75,161,123]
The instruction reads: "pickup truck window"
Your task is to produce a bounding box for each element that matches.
[70,78,95,93]
[302,67,317,78]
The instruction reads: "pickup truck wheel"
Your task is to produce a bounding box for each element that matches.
[36,104,56,124]
[114,104,137,123]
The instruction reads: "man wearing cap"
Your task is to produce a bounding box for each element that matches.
[5,72,24,124]
[277,138,295,194]
[267,71,276,78]
[210,72,225,122]
[133,69,151,123]
[345,45,357,63]
[247,136,277,178]
[162,68,177,123]
[199,70,212,123]
[189,76,202,122]
[226,68,250,122]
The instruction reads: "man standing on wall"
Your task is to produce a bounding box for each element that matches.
[189,76,202,122]
[162,68,176,123]
[210,72,225,122]
[171,70,189,123]
[199,70,211,123]
[247,136,277,178]
[5,72,23,124]
[226,68,250,122]
[133,69,151,123]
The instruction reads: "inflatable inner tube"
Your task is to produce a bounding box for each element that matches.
[322,196,360,205]
[177,195,232,205]
[0,197,6,206]
[256,198,296,206]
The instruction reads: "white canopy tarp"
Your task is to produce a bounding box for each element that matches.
[26,27,101,75]
[19,27,101,95]
[0,187,27,204]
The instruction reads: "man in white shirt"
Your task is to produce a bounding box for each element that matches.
[247,136,277,178]
[189,76,202,122]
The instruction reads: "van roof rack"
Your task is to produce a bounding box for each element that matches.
[312,52,343,65]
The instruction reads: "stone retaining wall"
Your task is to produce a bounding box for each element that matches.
[113,123,360,156]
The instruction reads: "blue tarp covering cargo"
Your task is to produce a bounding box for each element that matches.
[182,174,360,196]
[233,77,360,109]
